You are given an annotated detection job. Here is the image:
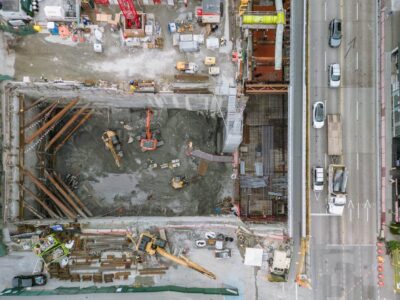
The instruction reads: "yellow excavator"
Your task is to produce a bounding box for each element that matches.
[136,232,216,280]
[102,130,123,168]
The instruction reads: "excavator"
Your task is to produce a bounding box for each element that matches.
[136,232,216,280]
[140,108,158,152]
[102,130,123,168]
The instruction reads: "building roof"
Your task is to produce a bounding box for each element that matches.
[202,0,220,14]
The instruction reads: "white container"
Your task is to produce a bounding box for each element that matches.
[44,6,65,19]
[145,25,153,35]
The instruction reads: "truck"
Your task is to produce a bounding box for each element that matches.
[176,61,199,74]
[327,164,348,215]
[270,250,291,280]
[327,114,342,157]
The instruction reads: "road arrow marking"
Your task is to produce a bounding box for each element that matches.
[357,203,360,219]
[349,207,353,222]
[364,199,371,208]
[314,191,320,202]
[348,199,354,209]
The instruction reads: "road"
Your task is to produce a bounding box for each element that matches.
[309,0,379,298]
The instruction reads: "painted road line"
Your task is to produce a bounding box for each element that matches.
[324,1,327,21]
[357,202,360,219]
[356,152,359,170]
[326,244,376,247]
[349,207,353,222]
[356,51,359,70]
[311,213,340,216]
[356,1,359,21]
[324,51,327,71]
[356,100,359,121]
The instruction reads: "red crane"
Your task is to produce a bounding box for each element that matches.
[117,0,141,29]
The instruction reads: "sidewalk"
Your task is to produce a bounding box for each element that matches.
[381,2,400,296]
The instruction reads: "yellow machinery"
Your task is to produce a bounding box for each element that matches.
[137,232,216,280]
[102,130,123,168]
[171,176,186,189]
[242,12,285,25]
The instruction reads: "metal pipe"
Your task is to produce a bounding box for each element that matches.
[23,169,76,219]
[25,98,79,145]
[23,101,58,129]
[54,109,94,154]
[23,202,45,219]
[45,103,90,151]
[52,172,93,217]
[45,170,88,218]
[19,184,60,219]
[22,97,45,112]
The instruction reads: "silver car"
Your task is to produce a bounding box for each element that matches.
[312,101,325,129]
[329,19,342,48]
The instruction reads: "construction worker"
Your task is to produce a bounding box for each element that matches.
[129,80,136,93]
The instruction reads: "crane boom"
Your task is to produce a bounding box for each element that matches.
[136,232,216,280]
[156,247,216,280]
[117,0,141,29]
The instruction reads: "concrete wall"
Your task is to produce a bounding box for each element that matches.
[6,82,230,113]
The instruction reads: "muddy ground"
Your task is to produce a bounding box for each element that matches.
[55,108,233,216]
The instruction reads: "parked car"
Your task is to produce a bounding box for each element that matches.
[313,167,324,191]
[329,19,342,48]
[329,63,341,88]
[12,274,47,288]
[312,101,325,129]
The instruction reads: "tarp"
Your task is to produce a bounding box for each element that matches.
[0,285,239,296]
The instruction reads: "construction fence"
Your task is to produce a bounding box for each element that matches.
[0,285,239,297]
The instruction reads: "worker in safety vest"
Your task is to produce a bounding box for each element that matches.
[129,80,136,93]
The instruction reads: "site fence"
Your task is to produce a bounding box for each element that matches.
[0,285,239,296]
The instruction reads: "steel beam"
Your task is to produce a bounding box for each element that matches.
[45,171,88,218]
[245,83,288,94]
[45,104,90,151]
[23,169,76,219]
[19,184,60,219]
[23,101,59,129]
[54,109,94,154]
[23,202,45,219]
[25,98,79,145]
[22,97,45,112]
[52,172,93,217]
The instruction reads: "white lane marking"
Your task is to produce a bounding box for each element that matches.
[311,213,340,216]
[364,199,371,222]
[356,51,359,70]
[348,199,354,208]
[356,152,359,170]
[324,51,327,71]
[356,100,359,121]
[349,207,353,222]
[326,244,375,247]
[314,191,320,201]
[356,1,359,21]
[357,202,360,219]
[324,1,327,21]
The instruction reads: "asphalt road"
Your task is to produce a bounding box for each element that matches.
[309,0,379,298]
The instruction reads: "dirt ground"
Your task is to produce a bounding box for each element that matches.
[11,4,234,84]
[55,108,234,216]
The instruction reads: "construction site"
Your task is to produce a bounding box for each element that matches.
[0,0,291,298]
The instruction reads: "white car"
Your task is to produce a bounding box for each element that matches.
[312,101,325,129]
[329,63,341,88]
[313,167,324,191]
